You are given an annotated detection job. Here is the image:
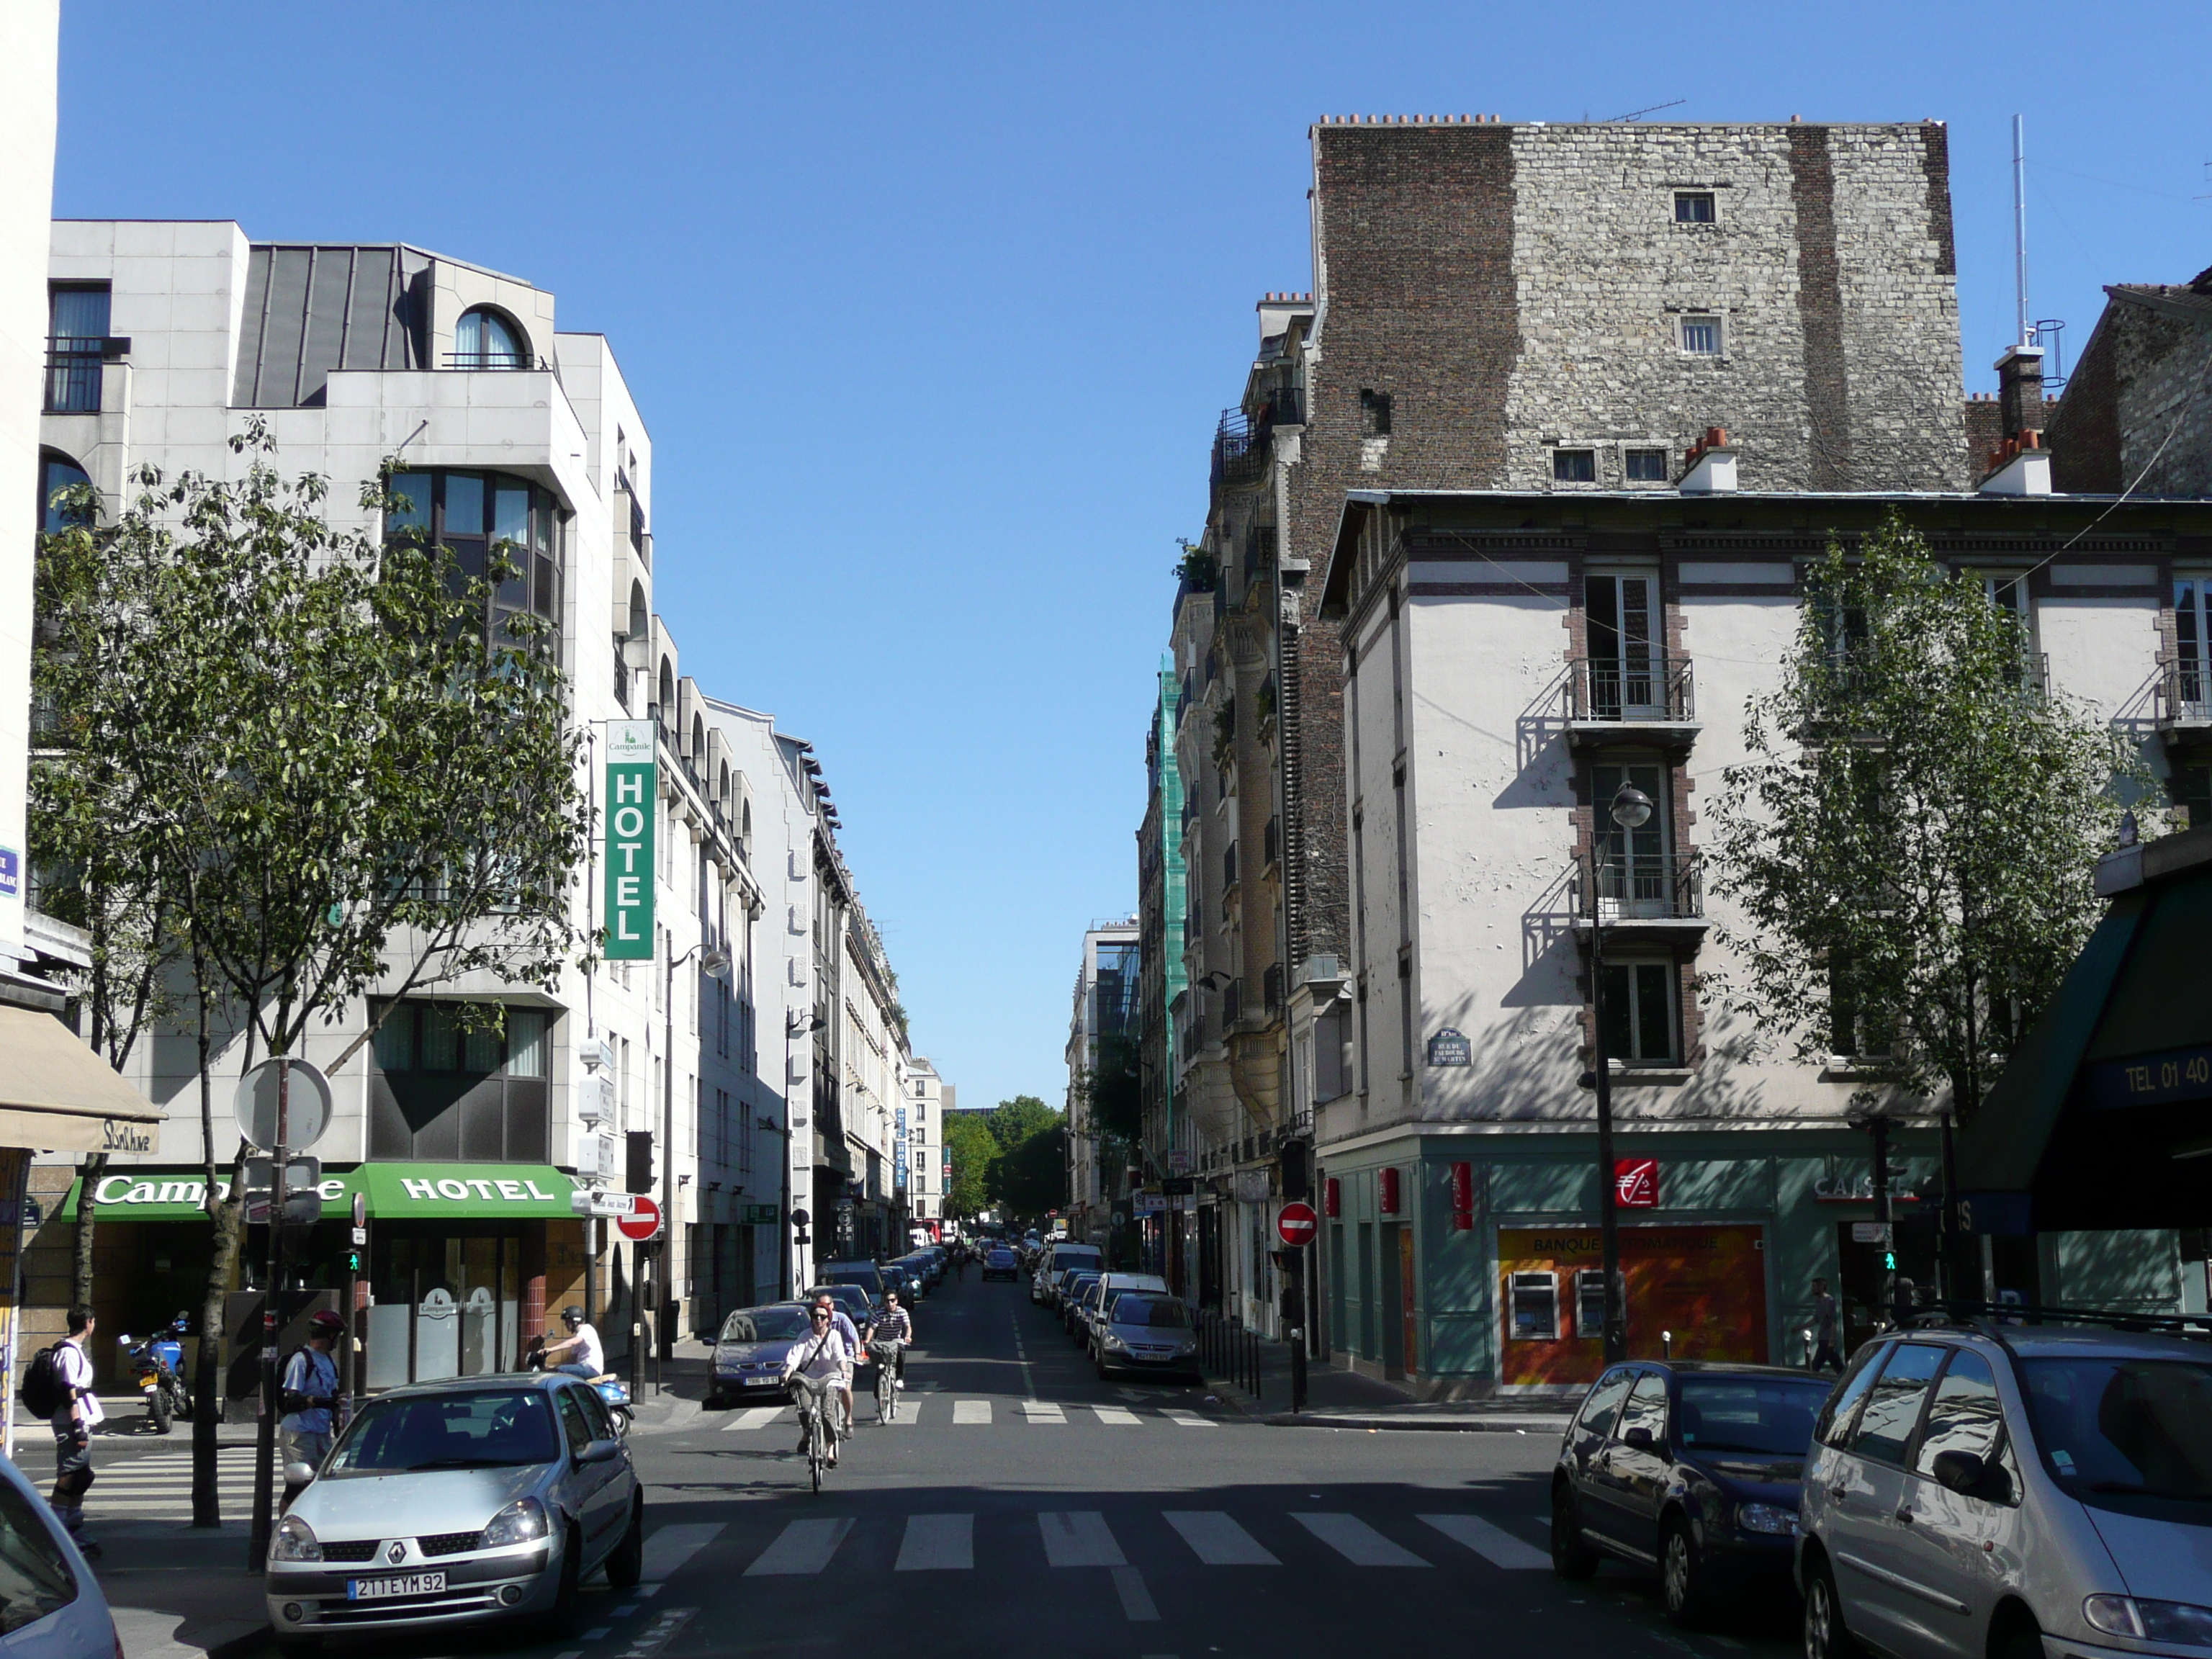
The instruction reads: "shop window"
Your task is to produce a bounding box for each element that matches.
[369,999,551,1162]
[1509,1271,1560,1340]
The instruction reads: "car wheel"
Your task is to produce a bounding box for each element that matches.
[605,1493,644,1589]
[1550,1480,1600,1581]
[1660,1515,1708,1627]
[1802,1552,1863,1659]
[1093,1352,1108,1379]
[1990,1624,2043,1659]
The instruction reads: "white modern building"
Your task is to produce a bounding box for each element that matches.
[903,1057,946,1233]
[1066,917,1138,1244]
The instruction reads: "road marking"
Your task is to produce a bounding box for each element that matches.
[1092,1405,1141,1426]
[582,1628,611,1641]
[895,1514,973,1572]
[952,1399,992,1424]
[1021,1401,1066,1423]
[721,1406,786,1431]
[1160,1408,1215,1428]
[1292,1513,1430,1567]
[618,1607,695,1659]
[1111,1564,1160,1621]
[745,1516,853,1575]
[1419,1513,1549,1570]
[1038,1510,1125,1568]
[1164,1510,1279,1565]
[642,1521,724,1584]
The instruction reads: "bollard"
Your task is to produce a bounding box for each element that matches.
[1290,1323,1308,1413]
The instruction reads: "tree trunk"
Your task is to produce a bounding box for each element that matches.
[190,965,222,1529]
[71,1153,105,1310]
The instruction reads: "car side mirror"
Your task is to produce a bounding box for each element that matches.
[1623,1426,1656,1452]
[577,1437,622,1466]
[1931,1449,2009,1502]
[283,1460,318,1488]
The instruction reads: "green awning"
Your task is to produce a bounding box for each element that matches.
[60,1162,577,1223]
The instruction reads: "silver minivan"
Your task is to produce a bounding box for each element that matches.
[1797,1318,2212,1659]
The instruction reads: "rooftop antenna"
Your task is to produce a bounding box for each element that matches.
[1606,97,1685,122]
[2013,114,2031,346]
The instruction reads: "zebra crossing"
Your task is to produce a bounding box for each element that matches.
[719,1398,1219,1431]
[9,1445,259,1522]
[695,1505,1550,1578]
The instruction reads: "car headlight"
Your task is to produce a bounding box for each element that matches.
[1732,1503,1797,1536]
[271,1514,322,1563]
[1100,1331,1127,1350]
[1175,1336,1197,1354]
[2085,1596,2212,1645]
[482,1497,549,1549]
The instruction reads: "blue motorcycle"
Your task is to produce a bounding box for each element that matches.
[119,1313,192,1434]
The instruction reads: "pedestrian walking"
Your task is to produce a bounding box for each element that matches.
[1809,1277,1843,1373]
[280,1310,344,1508]
[48,1306,102,1554]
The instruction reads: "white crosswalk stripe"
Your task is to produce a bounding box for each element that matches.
[895,1514,972,1572]
[1020,1401,1065,1424]
[1293,1513,1431,1567]
[1160,1408,1215,1428]
[1164,1510,1278,1565]
[951,1399,992,1424]
[1091,1406,1141,1426]
[22,1449,259,1518]
[1419,1512,1549,1570]
[722,1406,787,1431]
[746,1517,853,1575]
[1038,1511,1124,1568]
[642,1523,724,1584]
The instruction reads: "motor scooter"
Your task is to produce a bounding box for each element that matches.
[523,1333,633,1434]
[117,1313,192,1434]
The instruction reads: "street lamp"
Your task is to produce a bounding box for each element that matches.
[652,937,731,1392]
[1588,781,1653,1364]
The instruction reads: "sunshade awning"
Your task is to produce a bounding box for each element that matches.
[59,1161,580,1223]
[0,1004,163,1154]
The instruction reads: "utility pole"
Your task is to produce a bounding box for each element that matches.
[246,1056,289,1571]
[2013,114,2031,346]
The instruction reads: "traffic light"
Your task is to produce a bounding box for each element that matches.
[346,1250,361,1274]
[1884,1250,1898,1271]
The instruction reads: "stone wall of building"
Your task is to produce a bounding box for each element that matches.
[2051,283,2212,498]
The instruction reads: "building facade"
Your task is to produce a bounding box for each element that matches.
[2047,267,2212,500]
[1133,655,1188,1278]
[1065,920,1138,1246]
[904,1057,945,1237]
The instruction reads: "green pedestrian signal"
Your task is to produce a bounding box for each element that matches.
[346,1251,361,1273]
[1884,1251,1897,1270]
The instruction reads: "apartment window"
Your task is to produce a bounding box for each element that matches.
[368,1001,551,1161]
[1600,961,1678,1065]
[1829,957,1894,1060]
[1674,191,1717,223]
[2170,763,2211,830]
[1359,388,1393,436]
[451,306,528,370]
[1552,449,1596,483]
[45,284,110,414]
[1590,760,1671,913]
[383,469,562,634]
[37,453,91,536]
[2176,577,2212,711]
[1585,574,1663,719]
[1678,314,1723,356]
[1509,1272,1560,1340]
[1624,449,1668,482]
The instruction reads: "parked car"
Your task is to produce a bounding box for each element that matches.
[817,1260,886,1313]
[707,1303,814,1407]
[1092,1292,1200,1383]
[1798,1315,2212,1659]
[891,1254,933,1298]
[1550,1359,1835,1625]
[802,1283,874,1330]
[0,1447,120,1659]
[266,1374,642,1652]
[1031,1241,1102,1303]
[878,1263,915,1307]
[1058,1272,1102,1334]
[981,1247,1020,1282]
[1074,1274,1170,1346]
[1048,1267,1092,1316]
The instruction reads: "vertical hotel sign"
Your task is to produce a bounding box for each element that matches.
[603,720,657,960]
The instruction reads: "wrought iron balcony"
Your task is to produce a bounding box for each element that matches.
[1572,852,1707,933]
[1563,655,1699,747]
[1213,409,1268,489]
[2155,654,2212,736]
[42,337,125,413]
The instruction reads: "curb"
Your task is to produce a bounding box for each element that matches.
[1263,1411,1573,1433]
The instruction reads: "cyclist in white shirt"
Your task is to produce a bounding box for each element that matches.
[781,1304,853,1465]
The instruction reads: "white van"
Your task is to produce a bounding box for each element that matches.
[1031,1239,1102,1304]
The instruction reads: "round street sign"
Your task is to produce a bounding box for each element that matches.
[1276,1202,1320,1248]
[233,1058,333,1151]
[616,1195,662,1243]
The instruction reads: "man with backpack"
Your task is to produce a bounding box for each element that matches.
[29,1308,103,1554]
[280,1310,345,1506]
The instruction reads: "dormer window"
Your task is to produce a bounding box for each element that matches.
[452,307,527,370]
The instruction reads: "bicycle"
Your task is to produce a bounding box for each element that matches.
[866,1340,903,1422]
[791,1372,841,1492]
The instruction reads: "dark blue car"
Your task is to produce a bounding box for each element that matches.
[1550,1360,1835,1626]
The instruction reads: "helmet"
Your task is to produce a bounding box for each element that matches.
[308,1310,345,1334]
[561,1305,584,1325]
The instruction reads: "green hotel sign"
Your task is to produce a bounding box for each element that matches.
[603,719,656,961]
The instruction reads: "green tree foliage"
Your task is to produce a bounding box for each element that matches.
[32,426,590,1526]
[1707,516,2143,1118]
[996,1119,1069,1217]
[940,1112,995,1218]
[985,1094,1056,1156]
[1080,1033,1143,1145]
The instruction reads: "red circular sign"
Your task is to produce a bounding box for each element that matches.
[1276,1202,1319,1247]
[616,1195,662,1242]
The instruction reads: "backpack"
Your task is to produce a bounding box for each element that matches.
[18,1346,64,1419]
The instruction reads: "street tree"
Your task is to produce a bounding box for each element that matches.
[1707,515,2142,1123]
[940,1111,995,1218]
[986,1094,1056,1156]
[994,1120,1069,1218]
[32,426,591,1528]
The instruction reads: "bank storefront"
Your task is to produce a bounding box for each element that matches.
[63,1162,588,1393]
[1317,1125,1943,1399]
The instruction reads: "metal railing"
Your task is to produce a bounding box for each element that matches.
[1195,1308,1261,1402]
[43,342,107,413]
[440,351,557,372]
[1577,851,1704,923]
[1567,655,1696,723]
[1213,409,1267,488]
[2156,654,2212,725]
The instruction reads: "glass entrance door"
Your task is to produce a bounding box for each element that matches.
[1586,573,1662,718]
[2177,577,2212,716]
[1591,761,1671,917]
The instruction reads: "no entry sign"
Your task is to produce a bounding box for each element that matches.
[616,1194,663,1242]
[1276,1201,1319,1248]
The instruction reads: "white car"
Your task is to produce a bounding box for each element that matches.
[1798,1315,2212,1659]
[0,1450,120,1659]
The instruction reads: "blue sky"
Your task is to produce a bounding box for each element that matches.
[56,1,2210,1112]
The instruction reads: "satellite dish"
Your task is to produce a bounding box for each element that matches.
[233,1058,333,1152]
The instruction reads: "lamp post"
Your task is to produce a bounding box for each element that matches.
[1588,781,1654,1364]
[659,935,731,1389]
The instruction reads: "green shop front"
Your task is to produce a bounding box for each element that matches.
[1316,1124,1946,1399]
[63,1161,590,1395]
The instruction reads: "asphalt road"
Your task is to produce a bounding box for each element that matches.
[30,1277,1807,1659]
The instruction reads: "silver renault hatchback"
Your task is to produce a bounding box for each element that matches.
[265,1372,642,1653]
[1798,1316,2212,1659]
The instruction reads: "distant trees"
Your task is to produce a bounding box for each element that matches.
[938,1096,1067,1219]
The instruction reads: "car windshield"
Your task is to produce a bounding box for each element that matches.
[2020,1357,2212,1504]
[989,1251,1014,1264]
[1112,1297,1190,1329]
[331,1389,559,1473]
[1676,1376,1830,1457]
[1068,1274,1100,1297]
[0,1478,75,1632]
[721,1308,809,1343]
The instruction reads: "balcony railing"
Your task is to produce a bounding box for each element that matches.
[440,350,559,372]
[1222,978,1243,1025]
[1213,410,1267,489]
[43,338,122,413]
[1567,655,1696,724]
[1575,852,1705,925]
[2156,654,2212,727]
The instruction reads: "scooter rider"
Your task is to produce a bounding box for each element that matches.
[539,1305,606,1379]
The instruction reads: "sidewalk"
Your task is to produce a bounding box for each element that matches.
[1197,1329,1575,1434]
[96,1521,266,1659]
